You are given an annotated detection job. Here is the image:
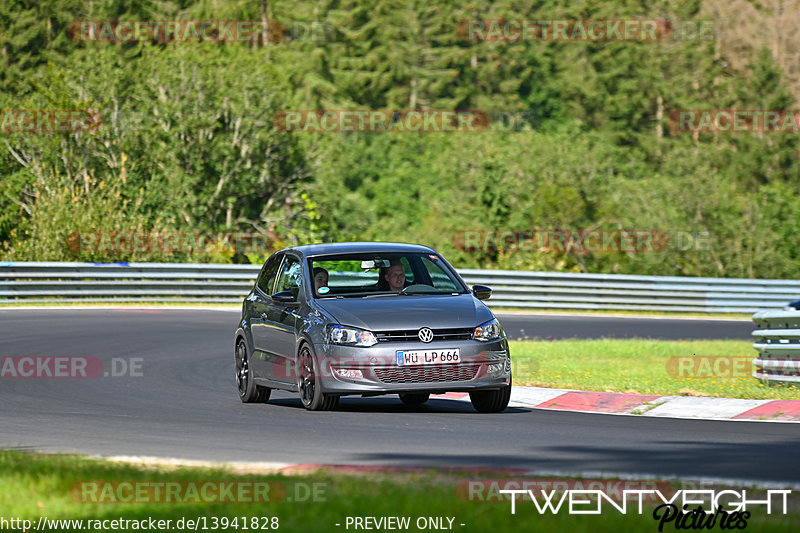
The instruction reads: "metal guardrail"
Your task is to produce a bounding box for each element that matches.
[751,311,800,384]
[458,269,800,313]
[0,262,798,312]
[0,262,259,303]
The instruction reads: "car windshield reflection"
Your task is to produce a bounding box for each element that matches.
[309,252,468,298]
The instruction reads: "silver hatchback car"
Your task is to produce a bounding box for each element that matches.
[234,242,511,412]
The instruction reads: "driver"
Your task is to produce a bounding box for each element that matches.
[313,267,329,292]
[383,260,407,291]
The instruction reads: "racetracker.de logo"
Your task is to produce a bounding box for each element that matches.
[270,350,505,381]
[452,230,712,254]
[66,231,273,255]
[0,356,142,378]
[666,356,755,379]
[458,479,673,503]
[456,19,687,42]
[669,110,800,133]
[273,110,491,133]
[71,480,327,503]
[0,110,103,133]
[69,20,285,43]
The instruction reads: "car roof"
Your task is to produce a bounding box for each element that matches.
[279,242,437,258]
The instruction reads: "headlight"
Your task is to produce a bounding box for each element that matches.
[472,318,503,342]
[327,325,377,347]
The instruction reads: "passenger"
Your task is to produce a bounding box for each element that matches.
[313,267,329,293]
[382,260,407,291]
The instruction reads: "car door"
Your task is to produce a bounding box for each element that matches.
[265,254,304,386]
[250,253,282,379]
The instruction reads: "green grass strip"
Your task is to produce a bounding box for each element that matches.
[0,451,796,532]
[510,340,800,400]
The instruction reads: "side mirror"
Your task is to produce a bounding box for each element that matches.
[472,285,492,301]
[272,290,297,303]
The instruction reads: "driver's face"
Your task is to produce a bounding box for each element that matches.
[385,265,405,291]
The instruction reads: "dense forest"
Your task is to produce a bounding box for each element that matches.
[1,0,799,279]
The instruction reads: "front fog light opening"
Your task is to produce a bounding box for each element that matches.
[334,368,364,379]
[488,363,505,374]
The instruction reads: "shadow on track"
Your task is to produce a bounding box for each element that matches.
[266,396,530,415]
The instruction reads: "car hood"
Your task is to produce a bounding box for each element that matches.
[315,293,494,331]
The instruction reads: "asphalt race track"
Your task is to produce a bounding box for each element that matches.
[495,313,752,340]
[1,309,795,484]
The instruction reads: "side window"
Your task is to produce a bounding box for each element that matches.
[256,254,282,295]
[421,256,459,291]
[275,255,302,296]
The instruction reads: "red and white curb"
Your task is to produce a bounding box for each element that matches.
[434,387,800,422]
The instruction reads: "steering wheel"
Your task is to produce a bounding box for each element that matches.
[399,284,435,294]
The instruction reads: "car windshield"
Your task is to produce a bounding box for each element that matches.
[309,252,467,298]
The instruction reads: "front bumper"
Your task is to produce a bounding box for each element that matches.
[312,338,511,395]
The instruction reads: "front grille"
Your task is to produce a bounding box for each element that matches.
[374,364,480,383]
[375,327,474,343]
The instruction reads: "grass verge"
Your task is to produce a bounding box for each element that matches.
[510,339,800,400]
[0,451,796,533]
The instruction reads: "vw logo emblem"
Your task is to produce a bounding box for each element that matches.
[418,327,434,343]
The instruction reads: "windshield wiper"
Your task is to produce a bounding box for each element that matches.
[407,291,452,295]
[325,291,460,298]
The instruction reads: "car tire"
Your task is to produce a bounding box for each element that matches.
[399,393,430,406]
[469,381,511,413]
[236,340,271,403]
[298,344,338,411]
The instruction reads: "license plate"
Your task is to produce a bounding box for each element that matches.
[396,349,461,366]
